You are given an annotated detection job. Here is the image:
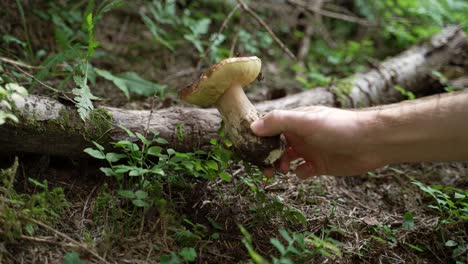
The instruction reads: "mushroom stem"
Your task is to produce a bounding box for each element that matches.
[216,84,283,167]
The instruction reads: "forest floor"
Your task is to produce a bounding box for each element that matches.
[1,1,467,263]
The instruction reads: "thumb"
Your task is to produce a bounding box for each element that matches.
[250,110,306,136]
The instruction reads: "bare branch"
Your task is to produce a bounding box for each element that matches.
[237,0,297,60]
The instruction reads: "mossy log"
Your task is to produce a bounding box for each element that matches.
[0,27,466,162]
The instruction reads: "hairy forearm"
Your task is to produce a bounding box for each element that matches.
[363,90,468,165]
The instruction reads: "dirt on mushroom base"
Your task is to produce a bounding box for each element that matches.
[3,159,467,263]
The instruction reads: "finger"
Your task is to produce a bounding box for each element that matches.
[279,147,301,173]
[295,161,316,179]
[250,110,307,137]
[263,167,275,178]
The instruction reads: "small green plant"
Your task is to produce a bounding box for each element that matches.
[269,229,342,262]
[141,0,213,54]
[240,226,342,263]
[35,0,123,120]
[412,180,468,223]
[369,224,398,248]
[159,247,197,264]
[0,158,69,239]
[62,251,85,264]
[240,172,307,227]
[84,127,235,208]
[394,85,416,100]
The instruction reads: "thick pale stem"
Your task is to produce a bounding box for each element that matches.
[216,84,259,137]
[215,84,283,166]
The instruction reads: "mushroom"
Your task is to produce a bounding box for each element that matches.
[179,56,284,167]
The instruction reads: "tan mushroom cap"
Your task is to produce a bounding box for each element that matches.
[179,56,261,107]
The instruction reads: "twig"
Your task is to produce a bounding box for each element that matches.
[237,0,296,60]
[27,218,111,264]
[229,31,239,57]
[10,64,75,103]
[0,57,43,69]
[287,0,373,26]
[196,4,240,70]
[80,185,98,232]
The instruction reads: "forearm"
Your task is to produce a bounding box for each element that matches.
[362,90,468,165]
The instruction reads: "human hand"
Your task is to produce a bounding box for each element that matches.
[251,106,383,179]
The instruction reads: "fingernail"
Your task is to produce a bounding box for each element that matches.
[250,119,265,133]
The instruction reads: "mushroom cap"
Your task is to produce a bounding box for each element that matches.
[179,56,261,107]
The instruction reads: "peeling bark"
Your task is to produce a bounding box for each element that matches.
[0,27,466,160]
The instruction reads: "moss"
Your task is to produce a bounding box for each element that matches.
[84,108,113,142]
[333,77,355,106]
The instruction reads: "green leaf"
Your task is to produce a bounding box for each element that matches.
[147,146,163,156]
[160,252,180,264]
[155,137,169,144]
[62,251,85,264]
[454,192,466,199]
[403,211,415,230]
[189,18,211,35]
[205,160,218,171]
[271,238,286,255]
[150,166,165,176]
[105,152,126,163]
[118,190,135,199]
[167,148,176,156]
[219,171,231,182]
[84,148,105,159]
[179,247,197,262]
[135,190,148,200]
[92,141,105,151]
[96,69,167,97]
[118,125,136,138]
[445,240,458,247]
[95,68,129,98]
[132,199,149,207]
[136,132,150,146]
[100,167,115,176]
[25,224,34,235]
[279,229,293,244]
[72,72,99,120]
[129,169,142,176]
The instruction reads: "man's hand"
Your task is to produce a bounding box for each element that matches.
[251,90,468,179]
[251,107,382,178]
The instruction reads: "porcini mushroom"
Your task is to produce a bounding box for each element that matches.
[179,56,284,167]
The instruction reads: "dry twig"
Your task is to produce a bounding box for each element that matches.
[287,0,373,26]
[237,0,296,60]
[28,218,110,264]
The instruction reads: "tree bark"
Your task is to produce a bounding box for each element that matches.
[1,27,466,160]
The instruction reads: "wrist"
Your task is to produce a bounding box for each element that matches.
[358,108,407,167]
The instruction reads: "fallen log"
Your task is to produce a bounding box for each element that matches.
[1,27,466,158]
